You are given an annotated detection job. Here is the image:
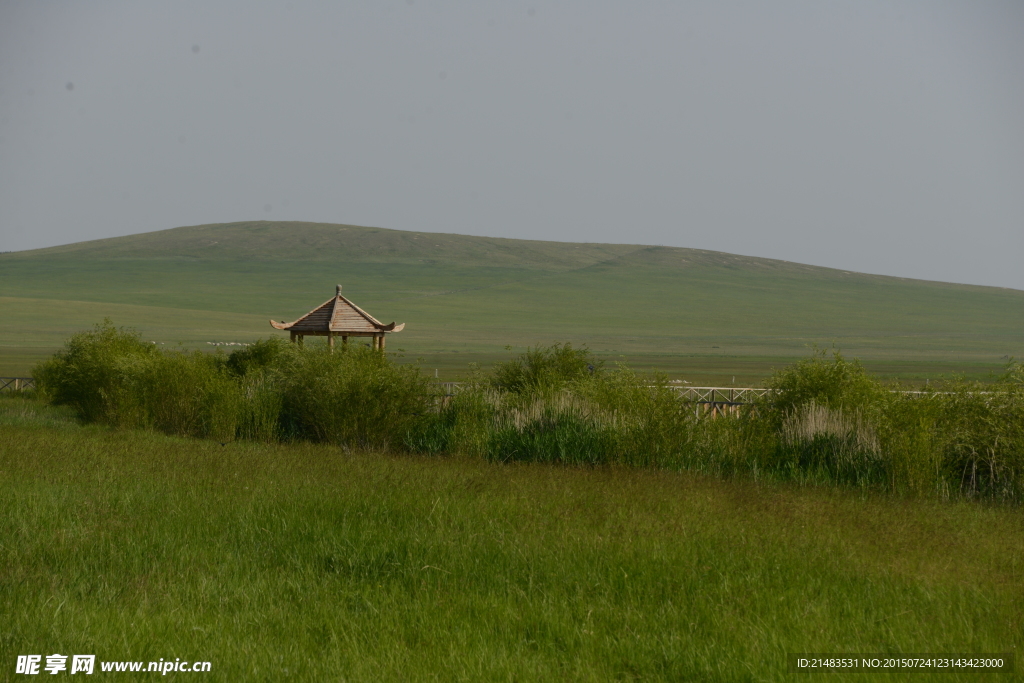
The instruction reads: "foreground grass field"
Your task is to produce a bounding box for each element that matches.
[2,221,1021,382]
[2,396,1020,681]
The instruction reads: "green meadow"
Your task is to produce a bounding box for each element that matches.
[4,223,1023,680]
[1,396,1020,682]
[1,221,1021,383]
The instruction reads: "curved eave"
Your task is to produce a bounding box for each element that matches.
[270,319,405,333]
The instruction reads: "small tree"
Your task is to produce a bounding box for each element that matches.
[491,343,600,395]
[33,319,156,423]
[761,348,882,420]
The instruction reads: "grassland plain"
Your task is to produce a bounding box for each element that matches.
[1,221,1021,382]
[0,396,1021,682]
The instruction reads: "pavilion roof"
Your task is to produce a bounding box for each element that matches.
[269,286,405,334]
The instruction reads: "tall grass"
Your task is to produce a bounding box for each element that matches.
[879,374,1024,500]
[488,393,618,465]
[5,420,1021,681]
[33,325,1024,503]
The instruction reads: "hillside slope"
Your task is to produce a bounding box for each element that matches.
[1,221,1021,379]
[7,221,643,269]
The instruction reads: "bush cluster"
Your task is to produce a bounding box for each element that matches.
[34,323,1024,502]
[34,321,432,448]
[416,346,1024,502]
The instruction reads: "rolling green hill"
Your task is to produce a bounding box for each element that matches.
[1,221,1021,382]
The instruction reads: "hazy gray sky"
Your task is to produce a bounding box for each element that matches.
[1,1,1022,289]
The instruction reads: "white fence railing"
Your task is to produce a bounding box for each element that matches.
[433,382,973,404]
[434,382,767,404]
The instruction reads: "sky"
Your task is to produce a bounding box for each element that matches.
[1,1,1022,290]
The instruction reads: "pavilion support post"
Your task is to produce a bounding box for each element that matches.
[328,332,335,353]
[298,335,304,348]
[342,335,348,351]
[380,334,386,352]
[290,331,296,344]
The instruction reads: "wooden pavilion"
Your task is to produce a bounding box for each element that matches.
[269,285,405,351]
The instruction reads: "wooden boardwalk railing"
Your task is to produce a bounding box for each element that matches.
[668,386,771,402]
[437,382,766,400]
[432,383,976,419]
[667,386,771,417]
[0,377,36,393]
[4,375,977,413]
[434,382,768,416]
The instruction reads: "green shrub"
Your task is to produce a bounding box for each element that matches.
[228,340,291,442]
[761,349,884,420]
[33,320,157,424]
[278,346,433,450]
[577,367,695,468]
[862,364,1021,501]
[33,325,434,448]
[736,350,890,487]
[491,343,600,395]
[226,338,290,377]
[34,321,240,440]
[129,350,241,441]
[918,378,1020,501]
[879,399,944,497]
[405,385,496,456]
